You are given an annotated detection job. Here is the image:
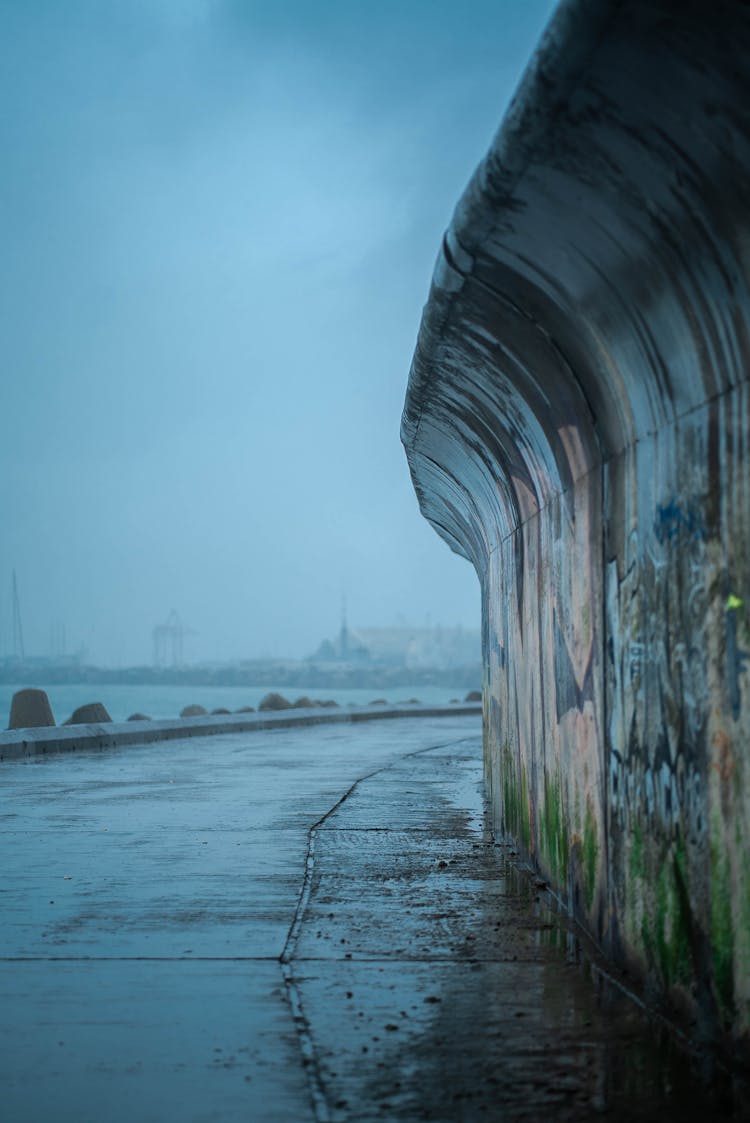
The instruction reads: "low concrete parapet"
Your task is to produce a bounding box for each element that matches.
[0,703,481,763]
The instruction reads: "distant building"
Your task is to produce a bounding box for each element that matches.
[312,617,479,670]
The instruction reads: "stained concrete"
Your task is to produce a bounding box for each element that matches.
[401,0,750,1049]
[8,688,55,730]
[0,717,744,1120]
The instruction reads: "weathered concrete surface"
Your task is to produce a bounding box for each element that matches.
[1,718,744,1120]
[63,702,113,726]
[402,0,750,1054]
[8,688,56,729]
[0,717,474,1122]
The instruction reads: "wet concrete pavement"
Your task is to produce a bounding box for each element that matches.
[0,716,744,1121]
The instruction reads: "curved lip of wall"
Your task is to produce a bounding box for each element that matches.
[401,0,622,566]
[402,0,750,567]
[401,0,620,434]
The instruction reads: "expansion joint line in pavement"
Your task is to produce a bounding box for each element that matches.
[278,734,478,1123]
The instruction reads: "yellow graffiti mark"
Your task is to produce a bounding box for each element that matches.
[726,594,744,611]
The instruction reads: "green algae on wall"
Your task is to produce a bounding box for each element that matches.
[583,797,599,913]
[711,828,736,1021]
[656,839,693,990]
[505,760,602,927]
[739,848,750,1028]
[624,824,694,994]
[539,769,570,886]
[500,741,531,850]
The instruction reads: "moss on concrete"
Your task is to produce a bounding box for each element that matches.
[519,756,531,850]
[583,798,599,912]
[539,768,570,885]
[629,822,645,886]
[710,830,735,1020]
[739,847,750,968]
[502,768,598,923]
[654,836,692,987]
[501,741,518,838]
[626,823,694,991]
[498,741,533,853]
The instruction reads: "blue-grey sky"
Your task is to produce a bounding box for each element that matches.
[1,0,556,666]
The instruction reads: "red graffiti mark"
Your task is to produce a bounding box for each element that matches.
[710,730,736,782]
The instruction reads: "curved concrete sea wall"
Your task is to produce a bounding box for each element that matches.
[402,0,750,1049]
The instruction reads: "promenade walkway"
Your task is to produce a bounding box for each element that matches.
[0,714,741,1121]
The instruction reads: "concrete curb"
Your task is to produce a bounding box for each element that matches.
[0,704,482,762]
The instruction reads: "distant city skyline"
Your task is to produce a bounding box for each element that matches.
[2,572,479,667]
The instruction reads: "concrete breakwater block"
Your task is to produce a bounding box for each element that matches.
[180,704,207,718]
[127,713,151,721]
[8,688,56,730]
[258,692,292,711]
[64,702,112,726]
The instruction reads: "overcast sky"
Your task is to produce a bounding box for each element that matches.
[1,0,557,666]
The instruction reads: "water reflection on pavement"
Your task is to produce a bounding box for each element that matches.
[0,716,745,1121]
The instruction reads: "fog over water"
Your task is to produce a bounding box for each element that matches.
[1,0,556,667]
